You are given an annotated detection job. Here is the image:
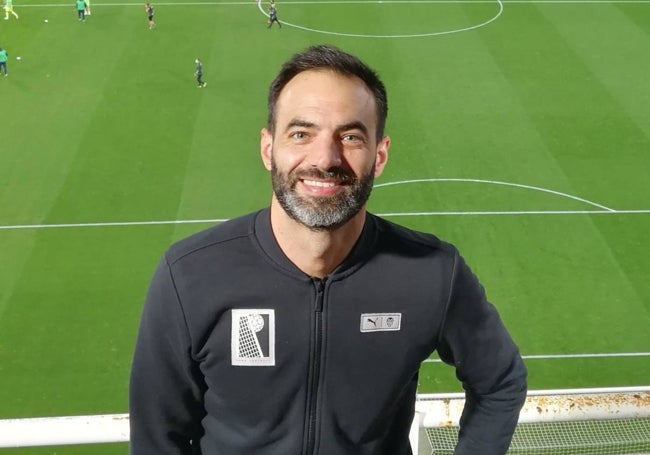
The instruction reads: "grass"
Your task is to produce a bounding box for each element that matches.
[0,0,649,452]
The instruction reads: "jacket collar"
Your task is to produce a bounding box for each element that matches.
[252,207,378,280]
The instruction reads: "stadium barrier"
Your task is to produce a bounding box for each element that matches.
[414,386,650,455]
[0,413,129,447]
[0,387,648,453]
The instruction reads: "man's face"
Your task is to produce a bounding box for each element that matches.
[260,69,389,230]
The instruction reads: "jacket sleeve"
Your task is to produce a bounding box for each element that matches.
[129,256,206,454]
[437,252,527,455]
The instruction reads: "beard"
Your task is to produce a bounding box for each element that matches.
[271,158,375,231]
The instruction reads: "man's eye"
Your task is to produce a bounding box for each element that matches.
[343,134,361,142]
[292,132,307,140]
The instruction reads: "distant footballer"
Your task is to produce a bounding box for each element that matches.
[145,3,155,29]
[0,47,8,76]
[76,0,87,21]
[194,58,206,88]
[3,0,19,20]
[267,0,281,28]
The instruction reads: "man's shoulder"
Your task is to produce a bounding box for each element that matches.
[369,213,458,257]
[165,210,260,265]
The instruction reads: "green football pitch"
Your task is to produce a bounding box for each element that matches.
[1,0,649,452]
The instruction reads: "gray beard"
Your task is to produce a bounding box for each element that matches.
[271,159,375,231]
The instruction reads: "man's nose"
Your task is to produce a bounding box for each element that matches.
[310,136,343,170]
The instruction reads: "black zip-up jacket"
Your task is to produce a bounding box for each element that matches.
[130,208,527,455]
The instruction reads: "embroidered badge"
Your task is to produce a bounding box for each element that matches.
[360,313,402,333]
[232,309,275,366]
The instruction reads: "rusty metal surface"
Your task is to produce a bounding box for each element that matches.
[527,391,650,415]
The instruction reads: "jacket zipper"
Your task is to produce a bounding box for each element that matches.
[304,278,326,455]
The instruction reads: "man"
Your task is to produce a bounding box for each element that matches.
[75,0,87,21]
[267,0,281,28]
[0,47,7,76]
[194,58,206,88]
[3,0,19,20]
[130,45,527,455]
[144,3,154,29]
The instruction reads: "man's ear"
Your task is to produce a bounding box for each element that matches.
[373,135,390,178]
[260,128,273,171]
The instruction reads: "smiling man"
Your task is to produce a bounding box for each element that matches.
[260,66,389,277]
[130,44,527,455]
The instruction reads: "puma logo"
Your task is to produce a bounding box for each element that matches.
[360,313,402,333]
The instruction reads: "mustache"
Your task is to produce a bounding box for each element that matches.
[293,167,357,183]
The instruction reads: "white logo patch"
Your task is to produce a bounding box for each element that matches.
[360,313,402,333]
[232,309,275,366]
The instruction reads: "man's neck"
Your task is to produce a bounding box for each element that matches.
[269,198,366,279]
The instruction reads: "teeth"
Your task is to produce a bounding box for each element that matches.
[303,180,336,188]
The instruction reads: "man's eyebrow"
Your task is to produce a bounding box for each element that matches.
[338,121,369,137]
[284,119,316,132]
[283,119,370,137]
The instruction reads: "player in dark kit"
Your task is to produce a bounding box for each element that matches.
[268,0,281,28]
[145,3,154,29]
[195,58,206,88]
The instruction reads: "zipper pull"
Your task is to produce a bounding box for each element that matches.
[314,278,326,312]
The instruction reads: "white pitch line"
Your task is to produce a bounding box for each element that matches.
[255,0,503,38]
[1,209,649,230]
[423,351,650,363]
[377,209,650,216]
[19,0,650,5]
[376,178,615,211]
[0,181,646,230]
[0,219,228,230]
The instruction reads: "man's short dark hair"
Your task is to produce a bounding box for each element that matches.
[267,44,388,141]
